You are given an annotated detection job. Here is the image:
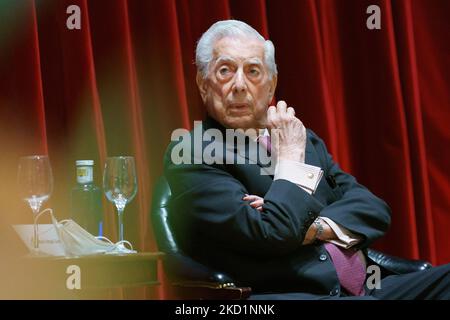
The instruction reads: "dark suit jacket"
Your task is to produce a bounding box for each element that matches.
[164,116,391,295]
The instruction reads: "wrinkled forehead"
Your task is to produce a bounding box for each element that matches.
[211,36,265,64]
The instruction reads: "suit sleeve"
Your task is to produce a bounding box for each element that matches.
[164,149,325,256]
[309,130,392,249]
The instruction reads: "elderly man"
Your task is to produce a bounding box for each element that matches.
[164,20,449,299]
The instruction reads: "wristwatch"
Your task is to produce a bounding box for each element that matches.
[313,218,324,241]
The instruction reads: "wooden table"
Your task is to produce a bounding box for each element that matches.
[1,252,164,299]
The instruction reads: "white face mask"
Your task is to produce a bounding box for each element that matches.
[37,209,136,256]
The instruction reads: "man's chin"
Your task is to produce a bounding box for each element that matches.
[223,115,256,129]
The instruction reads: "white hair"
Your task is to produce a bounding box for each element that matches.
[195,20,277,79]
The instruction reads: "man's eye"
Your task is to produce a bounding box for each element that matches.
[219,67,230,75]
[249,68,260,76]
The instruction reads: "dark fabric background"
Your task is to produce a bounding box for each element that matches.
[0,0,448,298]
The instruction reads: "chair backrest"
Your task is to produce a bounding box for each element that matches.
[151,176,234,282]
[150,176,179,255]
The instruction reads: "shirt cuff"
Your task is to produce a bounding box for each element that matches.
[274,159,323,194]
[319,217,362,249]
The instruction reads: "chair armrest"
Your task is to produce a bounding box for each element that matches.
[367,249,432,275]
[164,253,252,299]
[172,280,251,300]
[165,254,236,283]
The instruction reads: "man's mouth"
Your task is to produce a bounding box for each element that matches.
[228,103,250,114]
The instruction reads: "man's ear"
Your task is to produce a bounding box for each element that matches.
[268,75,277,102]
[196,72,208,103]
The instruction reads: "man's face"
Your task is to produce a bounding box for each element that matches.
[197,36,277,129]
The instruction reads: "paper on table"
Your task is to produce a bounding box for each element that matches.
[13,224,65,256]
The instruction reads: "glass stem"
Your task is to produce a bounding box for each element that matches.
[32,212,39,251]
[117,208,124,242]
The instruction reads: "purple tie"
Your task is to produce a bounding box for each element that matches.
[324,243,366,296]
[258,135,272,153]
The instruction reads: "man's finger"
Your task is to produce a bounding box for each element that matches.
[250,200,264,207]
[243,195,262,201]
[267,106,276,118]
[287,107,295,117]
[276,100,287,114]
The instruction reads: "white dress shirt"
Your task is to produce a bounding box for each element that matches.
[259,130,363,249]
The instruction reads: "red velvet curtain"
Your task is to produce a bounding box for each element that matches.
[1,0,449,298]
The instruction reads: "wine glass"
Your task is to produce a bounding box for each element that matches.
[17,155,53,253]
[103,156,137,243]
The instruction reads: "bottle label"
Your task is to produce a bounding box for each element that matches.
[77,166,93,184]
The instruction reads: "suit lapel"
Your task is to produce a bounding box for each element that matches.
[201,117,326,196]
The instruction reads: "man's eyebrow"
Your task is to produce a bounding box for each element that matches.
[214,56,264,66]
[246,58,263,66]
[214,56,236,65]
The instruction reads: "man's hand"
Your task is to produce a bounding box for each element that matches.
[302,219,337,245]
[266,100,307,163]
[243,194,264,211]
[302,223,318,245]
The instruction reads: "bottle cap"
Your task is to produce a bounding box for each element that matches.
[76,160,94,166]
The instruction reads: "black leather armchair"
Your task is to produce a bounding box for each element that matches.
[151,176,432,299]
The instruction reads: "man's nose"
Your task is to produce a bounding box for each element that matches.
[232,69,247,93]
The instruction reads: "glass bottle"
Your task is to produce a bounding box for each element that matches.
[70,160,103,236]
